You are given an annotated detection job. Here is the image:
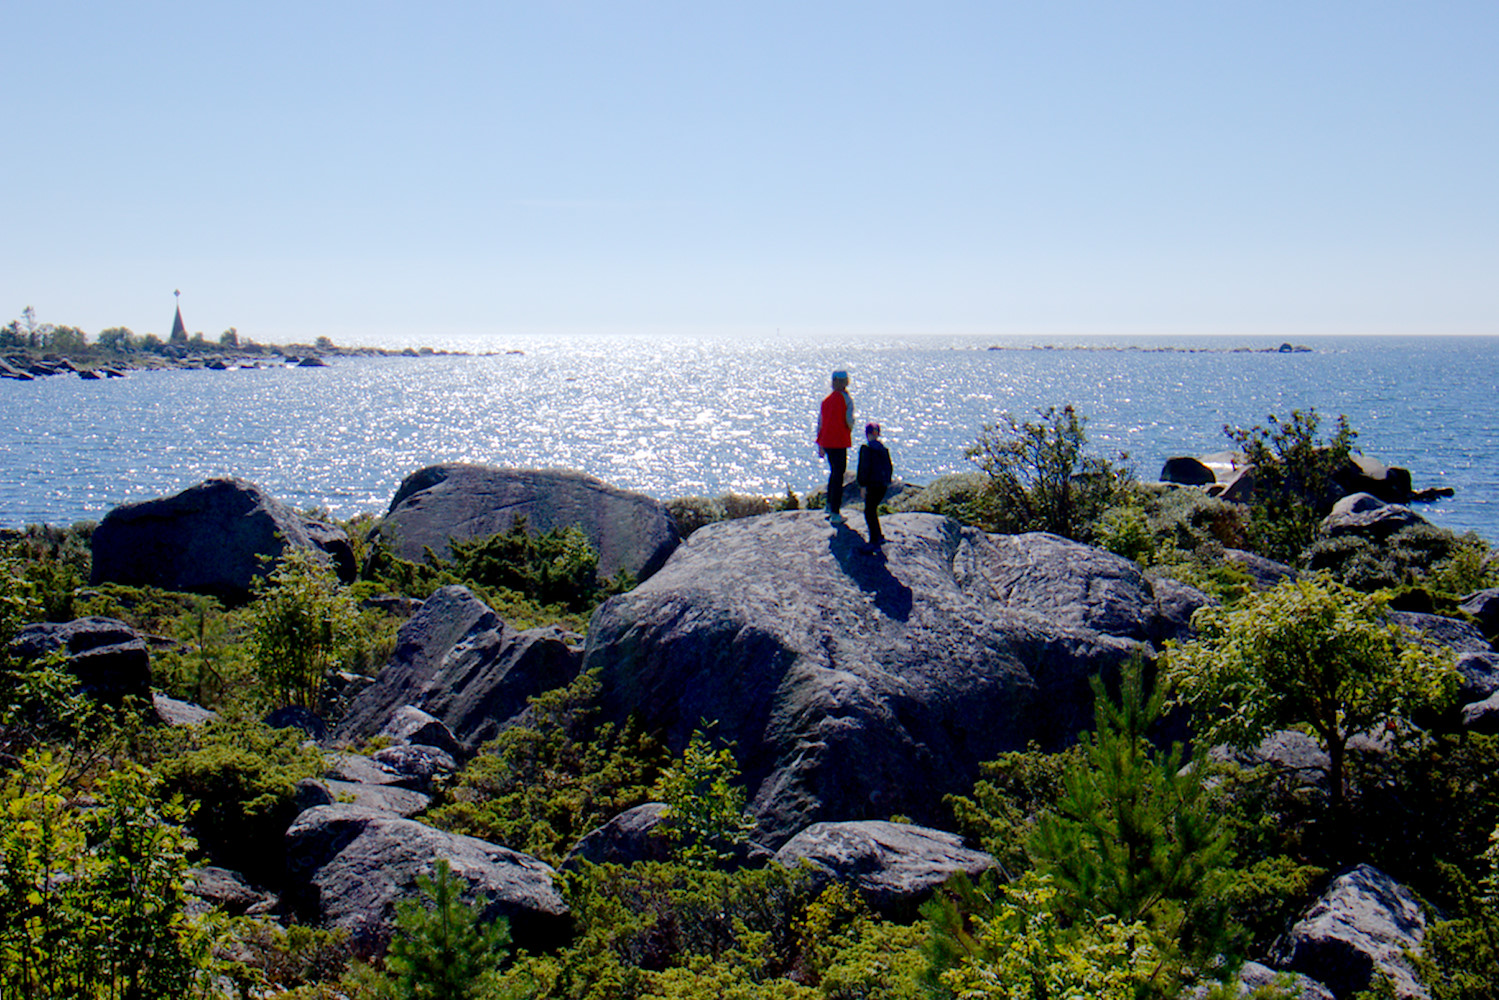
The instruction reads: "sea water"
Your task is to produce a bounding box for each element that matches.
[3,334,1496,542]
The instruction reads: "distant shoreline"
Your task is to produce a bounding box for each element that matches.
[985,342,1313,354]
[0,342,493,381]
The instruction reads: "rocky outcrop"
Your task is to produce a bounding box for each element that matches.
[294,778,431,818]
[90,478,355,601]
[1224,548,1300,590]
[1337,456,1415,505]
[773,821,996,914]
[335,586,583,751]
[283,804,568,957]
[153,693,217,727]
[1160,456,1217,486]
[585,511,1210,845]
[1199,962,1335,1000]
[6,617,151,704]
[1270,864,1428,999]
[1321,494,1426,539]
[1459,588,1499,639]
[372,464,680,582]
[563,803,677,868]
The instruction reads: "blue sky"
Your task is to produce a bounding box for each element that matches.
[4,1,1496,346]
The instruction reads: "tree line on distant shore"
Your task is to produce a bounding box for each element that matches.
[3,305,334,357]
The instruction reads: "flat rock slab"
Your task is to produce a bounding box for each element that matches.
[586,511,1209,845]
[373,464,680,582]
[774,820,996,913]
[284,804,567,957]
[7,617,151,704]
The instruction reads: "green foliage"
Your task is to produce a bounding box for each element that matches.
[1028,658,1236,987]
[246,547,360,710]
[652,728,755,868]
[930,871,1171,1000]
[441,517,611,612]
[1306,524,1499,601]
[964,405,1135,542]
[887,472,989,522]
[0,662,121,773]
[0,751,210,998]
[0,549,42,653]
[0,523,93,625]
[794,883,924,999]
[219,919,353,997]
[1410,833,1499,1000]
[386,859,511,1000]
[148,718,325,881]
[667,494,778,539]
[1225,409,1356,562]
[945,744,1082,879]
[430,670,667,866]
[1165,576,1460,813]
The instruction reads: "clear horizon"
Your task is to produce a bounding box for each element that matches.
[5,2,1496,345]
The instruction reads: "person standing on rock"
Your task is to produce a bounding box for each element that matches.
[815,370,855,524]
[856,422,892,549]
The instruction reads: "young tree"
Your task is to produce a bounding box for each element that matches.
[1165,576,1459,814]
[652,727,756,869]
[386,859,512,1000]
[245,547,359,710]
[1028,658,1236,995]
[965,404,1133,542]
[1225,409,1356,562]
[96,327,134,352]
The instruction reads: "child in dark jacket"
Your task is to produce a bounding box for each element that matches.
[855,422,893,548]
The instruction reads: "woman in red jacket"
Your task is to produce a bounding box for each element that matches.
[815,369,854,525]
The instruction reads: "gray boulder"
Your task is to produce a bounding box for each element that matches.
[371,744,459,793]
[774,820,996,914]
[1321,493,1426,539]
[185,866,273,917]
[1224,548,1300,590]
[283,804,567,957]
[1390,611,1492,655]
[1455,651,1499,702]
[372,464,679,582]
[563,803,678,869]
[1461,691,1499,734]
[1211,730,1331,797]
[586,511,1209,845]
[6,617,151,704]
[1195,961,1335,1000]
[1160,456,1217,485]
[153,693,217,727]
[1338,456,1415,505]
[335,587,582,751]
[1270,864,1428,999]
[1458,588,1499,638]
[90,478,354,601]
[378,706,465,760]
[294,777,431,818]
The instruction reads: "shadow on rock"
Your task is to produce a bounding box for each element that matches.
[829,523,912,622]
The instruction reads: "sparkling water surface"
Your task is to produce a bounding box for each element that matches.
[4,334,1496,542]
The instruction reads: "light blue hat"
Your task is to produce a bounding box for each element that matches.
[831,369,848,381]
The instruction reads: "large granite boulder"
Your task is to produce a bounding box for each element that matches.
[372,464,680,582]
[1458,588,1499,639]
[283,804,567,957]
[1270,864,1428,999]
[563,803,676,869]
[585,511,1210,845]
[774,821,996,914]
[335,586,583,751]
[1321,493,1426,539]
[90,478,355,601]
[1159,456,1217,486]
[1337,456,1415,505]
[6,617,151,704]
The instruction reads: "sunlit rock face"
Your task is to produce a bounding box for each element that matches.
[584,510,1207,846]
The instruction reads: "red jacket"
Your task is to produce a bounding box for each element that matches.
[817,391,853,449]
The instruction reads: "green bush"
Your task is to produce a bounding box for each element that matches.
[247,547,361,710]
[1166,576,1460,817]
[963,405,1135,542]
[1225,409,1355,562]
[1306,524,1499,602]
[148,718,325,882]
[0,523,93,624]
[430,670,667,866]
[945,744,1082,880]
[651,728,756,868]
[0,752,210,997]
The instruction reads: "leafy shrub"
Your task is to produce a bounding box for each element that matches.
[148,718,325,881]
[219,921,353,997]
[667,493,779,539]
[1166,576,1460,816]
[945,744,1082,879]
[1306,524,1499,602]
[430,670,667,866]
[0,752,210,997]
[0,663,120,773]
[247,547,361,710]
[1225,409,1355,562]
[887,472,988,521]
[0,523,93,624]
[963,405,1135,542]
[652,728,756,868]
